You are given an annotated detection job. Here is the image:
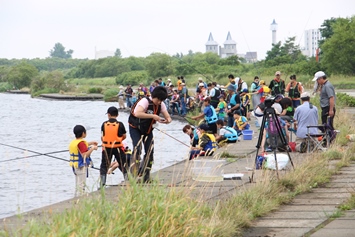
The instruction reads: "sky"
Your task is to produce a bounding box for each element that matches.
[0,0,354,60]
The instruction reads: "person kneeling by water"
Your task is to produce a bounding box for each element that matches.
[215,119,239,146]
[189,123,217,160]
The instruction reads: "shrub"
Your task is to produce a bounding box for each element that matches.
[88,87,103,94]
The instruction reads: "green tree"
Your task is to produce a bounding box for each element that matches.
[31,70,65,95]
[321,16,355,75]
[6,62,39,89]
[50,43,74,59]
[115,48,122,58]
[145,53,174,78]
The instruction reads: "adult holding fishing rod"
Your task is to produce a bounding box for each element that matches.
[128,86,172,183]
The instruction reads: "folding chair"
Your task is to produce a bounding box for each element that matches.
[306,124,328,153]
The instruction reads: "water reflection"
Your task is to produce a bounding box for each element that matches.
[0,93,189,218]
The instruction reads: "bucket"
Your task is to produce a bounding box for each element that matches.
[242,130,253,140]
[192,159,226,182]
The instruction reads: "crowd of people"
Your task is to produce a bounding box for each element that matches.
[68,70,336,195]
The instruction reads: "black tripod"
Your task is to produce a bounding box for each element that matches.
[251,104,294,182]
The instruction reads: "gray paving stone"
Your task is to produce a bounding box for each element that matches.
[262,211,334,219]
[276,205,337,212]
[311,229,355,237]
[243,227,313,237]
[251,219,325,228]
[290,198,346,205]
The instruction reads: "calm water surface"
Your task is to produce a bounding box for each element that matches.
[0,93,189,219]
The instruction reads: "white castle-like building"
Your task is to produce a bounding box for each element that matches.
[205,32,257,62]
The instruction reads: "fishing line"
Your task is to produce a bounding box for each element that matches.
[0,145,102,163]
[0,142,100,170]
[154,127,190,147]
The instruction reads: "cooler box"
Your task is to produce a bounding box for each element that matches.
[242,130,253,140]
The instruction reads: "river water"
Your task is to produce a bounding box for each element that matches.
[0,93,190,219]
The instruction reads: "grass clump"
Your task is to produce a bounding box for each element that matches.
[15,180,231,237]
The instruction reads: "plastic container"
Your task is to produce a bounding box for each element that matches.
[264,154,289,170]
[242,130,253,140]
[191,159,226,182]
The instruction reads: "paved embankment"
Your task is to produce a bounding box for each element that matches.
[2,118,355,237]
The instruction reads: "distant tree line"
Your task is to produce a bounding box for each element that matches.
[0,16,354,94]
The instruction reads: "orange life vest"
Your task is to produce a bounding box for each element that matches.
[102,121,123,148]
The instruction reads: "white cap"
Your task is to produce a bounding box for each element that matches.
[300,92,310,98]
[198,83,204,87]
[312,71,326,81]
[198,77,203,81]
[167,78,171,81]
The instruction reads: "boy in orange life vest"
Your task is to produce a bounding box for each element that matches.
[100,106,127,187]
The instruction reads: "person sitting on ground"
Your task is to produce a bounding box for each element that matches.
[191,97,218,135]
[215,94,227,120]
[182,124,199,147]
[215,119,238,145]
[293,92,319,152]
[108,146,132,174]
[189,124,217,160]
[233,109,250,136]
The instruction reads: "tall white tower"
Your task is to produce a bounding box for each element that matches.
[270,19,278,45]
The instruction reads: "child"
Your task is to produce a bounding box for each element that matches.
[182,124,199,147]
[189,124,217,160]
[69,125,98,196]
[215,94,227,120]
[100,106,128,187]
[240,88,251,119]
[131,91,137,105]
[233,109,250,136]
[215,119,238,145]
[108,146,132,174]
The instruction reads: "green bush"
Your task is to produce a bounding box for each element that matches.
[88,87,103,94]
[103,88,118,102]
[31,88,59,97]
[0,82,12,92]
[116,71,149,86]
[336,92,355,107]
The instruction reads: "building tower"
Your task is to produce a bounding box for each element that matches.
[220,31,237,58]
[302,29,323,57]
[270,19,278,45]
[205,32,219,55]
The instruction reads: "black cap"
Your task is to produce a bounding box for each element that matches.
[106,106,118,116]
[233,110,241,115]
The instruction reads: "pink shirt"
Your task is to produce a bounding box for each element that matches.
[134,97,167,114]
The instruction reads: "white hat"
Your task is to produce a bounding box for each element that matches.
[198,83,204,87]
[312,71,326,81]
[167,78,171,81]
[198,77,203,81]
[119,85,124,89]
[275,71,281,76]
[300,92,310,98]
[181,83,186,86]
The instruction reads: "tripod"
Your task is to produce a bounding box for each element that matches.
[251,105,294,182]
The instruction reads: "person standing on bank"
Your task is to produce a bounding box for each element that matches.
[128,86,172,182]
[225,84,241,127]
[285,74,303,108]
[312,71,336,129]
[269,71,285,96]
[100,106,128,187]
[250,76,261,110]
[124,84,133,108]
[69,125,98,196]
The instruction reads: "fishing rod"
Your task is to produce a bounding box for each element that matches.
[0,145,103,163]
[0,142,100,170]
[154,127,190,148]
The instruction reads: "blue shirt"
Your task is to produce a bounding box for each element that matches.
[204,105,213,117]
[294,101,319,138]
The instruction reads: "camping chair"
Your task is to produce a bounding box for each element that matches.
[306,124,328,153]
[306,117,339,153]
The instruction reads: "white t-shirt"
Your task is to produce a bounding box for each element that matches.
[219,127,232,136]
[134,97,167,114]
[272,103,282,114]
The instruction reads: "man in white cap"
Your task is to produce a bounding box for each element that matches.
[196,77,207,91]
[269,71,285,96]
[293,92,319,152]
[167,78,172,87]
[312,71,336,129]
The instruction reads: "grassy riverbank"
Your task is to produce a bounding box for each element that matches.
[2,105,355,236]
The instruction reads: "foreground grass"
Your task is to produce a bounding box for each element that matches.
[2,111,355,237]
